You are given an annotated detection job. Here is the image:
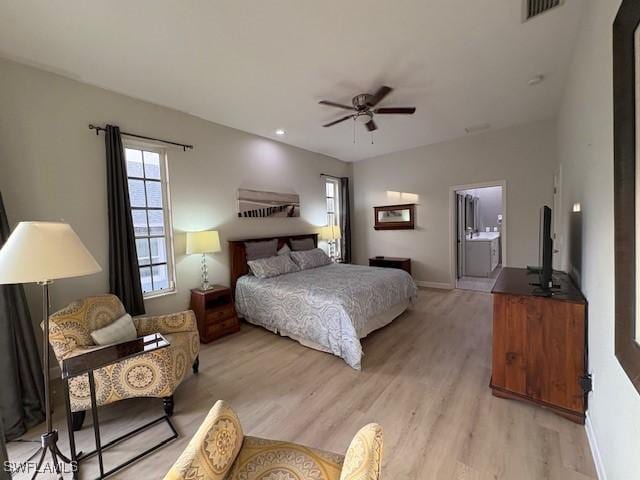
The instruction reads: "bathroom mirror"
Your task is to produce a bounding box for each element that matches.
[613,0,640,395]
[373,204,415,230]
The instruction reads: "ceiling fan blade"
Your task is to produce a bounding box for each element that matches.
[365,119,378,132]
[367,86,393,107]
[319,100,356,111]
[374,107,416,114]
[323,115,354,127]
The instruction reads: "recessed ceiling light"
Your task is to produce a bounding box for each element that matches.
[527,75,545,86]
[465,123,491,134]
[275,129,286,135]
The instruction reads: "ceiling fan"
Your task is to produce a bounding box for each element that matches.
[319,86,416,132]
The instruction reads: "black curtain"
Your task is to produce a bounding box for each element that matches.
[105,125,145,315]
[339,177,352,263]
[0,420,8,479]
[0,192,45,442]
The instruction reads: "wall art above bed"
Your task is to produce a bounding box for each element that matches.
[237,188,300,218]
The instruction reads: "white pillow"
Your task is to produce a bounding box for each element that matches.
[90,313,138,346]
[248,254,300,279]
[290,248,332,270]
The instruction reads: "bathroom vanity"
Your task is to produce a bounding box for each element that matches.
[464,232,500,277]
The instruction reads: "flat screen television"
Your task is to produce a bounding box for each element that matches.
[538,205,554,289]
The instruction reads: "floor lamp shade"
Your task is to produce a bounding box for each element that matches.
[0,222,102,284]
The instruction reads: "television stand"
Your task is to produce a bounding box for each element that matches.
[491,267,587,423]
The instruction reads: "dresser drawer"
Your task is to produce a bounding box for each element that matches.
[204,316,239,338]
[206,306,235,323]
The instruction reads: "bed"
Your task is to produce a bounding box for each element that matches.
[229,234,418,369]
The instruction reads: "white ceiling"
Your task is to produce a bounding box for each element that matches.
[0,0,584,162]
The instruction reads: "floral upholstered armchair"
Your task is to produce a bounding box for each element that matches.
[164,400,384,480]
[48,294,200,430]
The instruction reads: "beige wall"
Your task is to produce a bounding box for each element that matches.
[556,0,640,478]
[0,58,351,327]
[352,119,557,287]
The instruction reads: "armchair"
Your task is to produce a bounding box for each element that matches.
[48,294,200,430]
[164,400,384,480]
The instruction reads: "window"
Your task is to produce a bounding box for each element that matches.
[325,177,341,260]
[125,145,176,297]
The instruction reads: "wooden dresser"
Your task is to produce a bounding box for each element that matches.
[190,286,240,343]
[491,267,588,423]
[368,257,411,275]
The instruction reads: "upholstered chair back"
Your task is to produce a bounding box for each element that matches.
[339,423,384,480]
[165,400,244,480]
[48,294,126,359]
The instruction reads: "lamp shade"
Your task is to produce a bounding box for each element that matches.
[0,222,102,284]
[186,230,221,254]
[319,225,342,241]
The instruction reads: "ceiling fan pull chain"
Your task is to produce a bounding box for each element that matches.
[353,117,356,144]
[371,131,374,145]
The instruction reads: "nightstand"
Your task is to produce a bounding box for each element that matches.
[368,257,412,275]
[190,286,240,343]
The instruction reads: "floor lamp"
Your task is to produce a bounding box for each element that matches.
[0,222,101,479]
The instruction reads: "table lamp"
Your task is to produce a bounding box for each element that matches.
[186,230,221,290]
[0,222,101,477]
[319,224,342,261]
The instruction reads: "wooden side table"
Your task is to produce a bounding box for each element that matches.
[190,285,240,343]
[368,257,412,275]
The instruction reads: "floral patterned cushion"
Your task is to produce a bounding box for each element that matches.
[290,248,332,270]
[248,254,300,279]
[227,436,344,480]
[339,424,384,480]
[164,400,244,480]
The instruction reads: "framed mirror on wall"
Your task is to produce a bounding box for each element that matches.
[373,204,416,230]
[613,0,640,394]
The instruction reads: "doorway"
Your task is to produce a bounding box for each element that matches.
[450,181,506,292]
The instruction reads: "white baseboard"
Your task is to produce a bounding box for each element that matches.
[585,412,607,480]
[415,280,454,290]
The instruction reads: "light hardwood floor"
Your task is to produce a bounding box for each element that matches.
[8,288,596,479]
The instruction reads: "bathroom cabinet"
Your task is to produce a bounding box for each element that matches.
[465,235,499,277]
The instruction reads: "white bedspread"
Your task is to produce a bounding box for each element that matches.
[235,263,417,369]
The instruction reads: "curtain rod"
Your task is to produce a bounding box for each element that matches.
[88,124,194,151]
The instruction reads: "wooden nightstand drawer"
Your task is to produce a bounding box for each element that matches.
[190,286,240,343]
[205,317,239,338]
[206,306,235,323]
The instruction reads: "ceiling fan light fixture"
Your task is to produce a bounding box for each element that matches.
[356,112,372,123]
[275,129,286,135]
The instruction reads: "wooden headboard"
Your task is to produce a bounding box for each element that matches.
[229,233,318,297]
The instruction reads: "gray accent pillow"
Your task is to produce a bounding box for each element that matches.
[90,313,138,346]
[290,238,315,251]
[245,239,278,261]
[248,254,300,279]
[290,248,332,270]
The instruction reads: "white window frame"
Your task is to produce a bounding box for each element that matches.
[124,141,177,298]
[325,176,342,260]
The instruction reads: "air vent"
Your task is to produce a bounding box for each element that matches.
[524,0,563,21]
